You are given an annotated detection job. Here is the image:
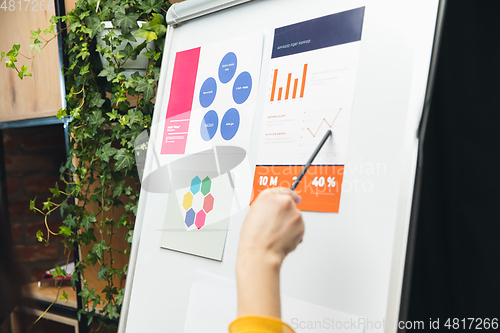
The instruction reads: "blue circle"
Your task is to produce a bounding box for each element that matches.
[218,52,237,84]
[232,72,252,104]
[221,108,240,141]
[200,110,218,141]
[199,77,217,108]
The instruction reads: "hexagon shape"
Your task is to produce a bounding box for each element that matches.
[195,210,206,229]
[203,193,214,213]
[201,176,212,195]
[192,191,204,212]
[182,191,194,211]
[185,208,196,227]
[190,176,201,194]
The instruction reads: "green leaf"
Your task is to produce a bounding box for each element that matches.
[89,93,105,108]
[29,39,43,53]
[134,29,157,43]
[42,200,53,211]
[51,265,67,278]
[104,303,120,319]
[114,148,134,171]
[115,289,124,306]
[87,313,94,326]
[97,265,107,280]
[91,294,101,311]
[120,32,137,43]
[152,67,161,81]
[113,179,126,197]
[60,290,69,301]
[78,286,96,305]
[50,16,59,24]
[127,230,134,244]
[151,14,167,37]
[89,110,105,128]
[106,109,119,121]
[71,107,81,120]
[136,78,156,102]
[19,65,32,79]
[78,10,90,21]
[98,65,117,82]
[49,182,60,198]
[79,63,90,75]
[36,230,44,242]
[92,240,109,260]
[136,0,163,13]
[56,108,67,120]
[99,142,118,163]
[125,109,143,127]
[59,226,74,236]
[30,28,41,40]
[64,214,77,229]
[84,12,104,39]
[112,12,139,35]
[43,24,56,36]
[7,44,20,57]
[117,42,136,62]
[70,270,79,288]
[82,212,97,231]
[30,197,37,211]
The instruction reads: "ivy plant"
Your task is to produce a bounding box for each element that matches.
[2,0,171,329]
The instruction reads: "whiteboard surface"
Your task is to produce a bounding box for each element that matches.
[120,1,441,332]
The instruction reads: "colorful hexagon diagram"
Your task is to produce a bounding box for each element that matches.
[182,192,193,211]
[195,210,206,229]
[182,176,215,230]
[203,194,214,213]
[185,208,196,228]
[201,176,212,195]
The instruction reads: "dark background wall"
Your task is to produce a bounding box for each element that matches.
[408,0,500,328]
[3,124,69,282]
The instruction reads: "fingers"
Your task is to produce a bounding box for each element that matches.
[262,187,302,205]
[289,190,302,205]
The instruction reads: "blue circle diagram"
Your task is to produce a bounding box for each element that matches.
[232,71,252,104]
[221,108,240,141]
[218,52,237,84]
[199,77,217,108]
[200,110,219,141]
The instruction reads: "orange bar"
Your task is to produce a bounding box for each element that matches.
[270,69,278,101]
[292,78,298,99]
[300,64,308,98]
[278,87,283,101]
[285,73,292,99]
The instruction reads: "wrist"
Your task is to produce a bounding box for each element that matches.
[236,247,283,276]
[236,247,283,318]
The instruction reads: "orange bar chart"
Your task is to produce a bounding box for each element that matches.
[270,64,308,102]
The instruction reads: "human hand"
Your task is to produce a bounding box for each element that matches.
[236,188,304,318]
[238,187,304,268]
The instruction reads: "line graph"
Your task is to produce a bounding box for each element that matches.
[306,108,342,138]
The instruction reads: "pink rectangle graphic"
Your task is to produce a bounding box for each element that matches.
[161,47,201,154]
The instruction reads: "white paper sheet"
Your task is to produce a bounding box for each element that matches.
[184,271,365,333]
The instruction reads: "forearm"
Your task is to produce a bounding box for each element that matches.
[236,250,283,318]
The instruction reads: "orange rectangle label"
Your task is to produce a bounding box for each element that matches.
[251,165,344,213]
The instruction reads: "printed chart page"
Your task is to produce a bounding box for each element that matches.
[253,7,365,213]
[157,34,262,260]
[160,34,262,155]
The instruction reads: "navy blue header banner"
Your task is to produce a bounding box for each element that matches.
[271,7,365,59]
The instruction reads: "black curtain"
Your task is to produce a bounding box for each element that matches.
[408,0,500,328]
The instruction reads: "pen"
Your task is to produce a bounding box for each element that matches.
[291,129,332,191]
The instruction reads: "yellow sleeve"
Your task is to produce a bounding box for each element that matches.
[229,315,296,333]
